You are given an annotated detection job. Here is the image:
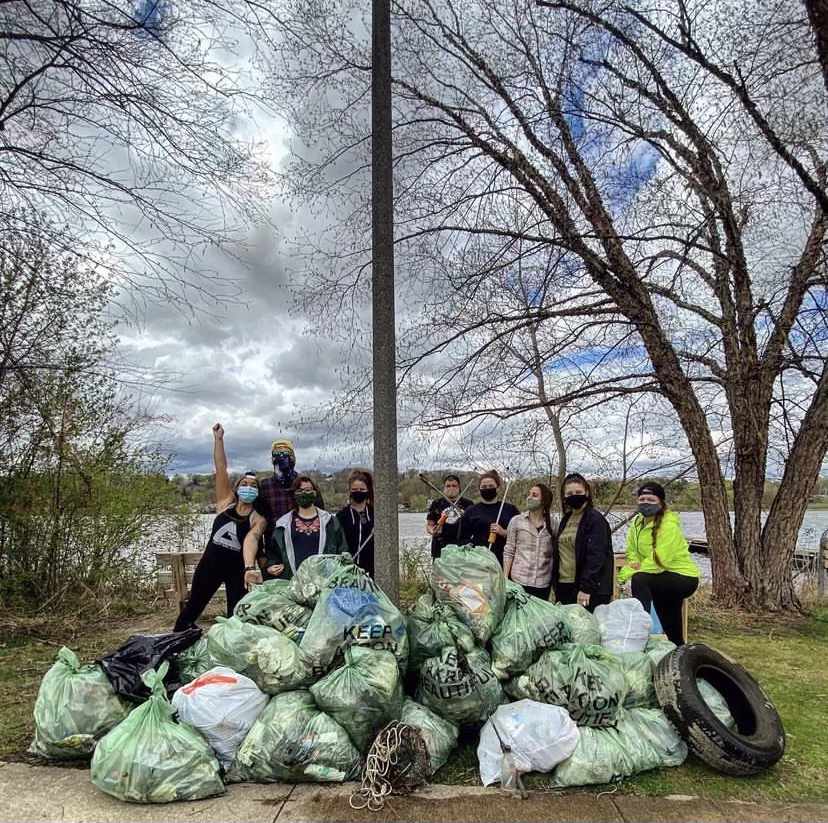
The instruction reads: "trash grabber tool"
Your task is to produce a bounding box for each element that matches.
[488,477,513,548]
[417,472,469,519]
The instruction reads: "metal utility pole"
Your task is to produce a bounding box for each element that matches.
[371,0,400,603]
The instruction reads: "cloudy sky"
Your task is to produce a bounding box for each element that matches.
[113,102,441,477]
[116,199,356,474]
[99,3,824,484]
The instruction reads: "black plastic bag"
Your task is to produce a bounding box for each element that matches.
[98,627,201,702]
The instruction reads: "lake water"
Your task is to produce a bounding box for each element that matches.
[397,510,828,547]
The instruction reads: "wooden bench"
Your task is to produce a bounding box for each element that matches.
[612,553,689,641]
[155,551,224,612]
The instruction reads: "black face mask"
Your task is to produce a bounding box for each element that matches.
[566,494,588,510]
[480,487,498,502]
[350,490,369,503]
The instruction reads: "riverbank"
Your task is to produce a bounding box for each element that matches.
[2,595,827,804]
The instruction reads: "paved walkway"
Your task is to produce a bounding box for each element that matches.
[2,763,827,823]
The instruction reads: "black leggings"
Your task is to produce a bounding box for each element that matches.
[631,571,698,646]
[174,545,246,631]
[519,582,552,601]
[554,582,611,613]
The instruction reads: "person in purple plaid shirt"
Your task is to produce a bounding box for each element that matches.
[241,438,324,589]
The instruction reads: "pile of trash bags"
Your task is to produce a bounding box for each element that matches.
[29,547,738,803]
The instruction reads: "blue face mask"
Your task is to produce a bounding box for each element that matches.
[238,486,258,503]
[272,454,295,475]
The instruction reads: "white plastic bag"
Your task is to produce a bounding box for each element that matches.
[171,666,268,768]
[477,700,579,786]
[594,599,652,653]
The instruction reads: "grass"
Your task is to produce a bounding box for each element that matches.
[2,591,827,804]
[0,595,224,761]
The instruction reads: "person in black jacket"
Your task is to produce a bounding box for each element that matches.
[459,469,519,567]
[336,469,375,577]
[551,472,613,611]
[425,474,473,559]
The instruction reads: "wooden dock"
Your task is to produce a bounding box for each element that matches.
[687,533,828,594]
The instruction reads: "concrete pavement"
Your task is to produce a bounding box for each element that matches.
[2,763,827,823]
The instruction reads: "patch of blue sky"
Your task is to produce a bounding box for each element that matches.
[552,7,663,219]
[501,253,585,306]
[543,343,647,372]
[806,286,828,312]
[133,0,168,37]
[604,143,660,213]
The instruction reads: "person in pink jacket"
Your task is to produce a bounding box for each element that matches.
[503,483,558,599]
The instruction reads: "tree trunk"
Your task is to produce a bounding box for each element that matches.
[689,424,749,606]
[528,322,567,510]
[600,284,750,605]
[757,366,828,608]
[548,407,566,511]
[805,0,828,98]
[729,377,774,606]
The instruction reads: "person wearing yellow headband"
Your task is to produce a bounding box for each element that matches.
[241,437,324,590]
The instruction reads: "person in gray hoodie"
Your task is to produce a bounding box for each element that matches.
[265,475,347,579]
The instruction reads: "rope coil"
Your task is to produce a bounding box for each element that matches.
[349,721,430,812]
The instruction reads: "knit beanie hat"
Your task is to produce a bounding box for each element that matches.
[637,481,666,501]
[271,439,295,459]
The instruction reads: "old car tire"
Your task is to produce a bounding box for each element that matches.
[654,643,785,776]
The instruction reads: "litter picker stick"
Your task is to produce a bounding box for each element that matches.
[488,478,513,547]
[417,472,474,518]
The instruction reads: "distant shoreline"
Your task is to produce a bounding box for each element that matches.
[197,505,828,516]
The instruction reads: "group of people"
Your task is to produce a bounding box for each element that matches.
[175,425,699,646]
[426,470,699,644]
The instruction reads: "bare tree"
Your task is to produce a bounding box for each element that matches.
[804,1,828,105]
[268,0,828,610]
[0,0,273,308]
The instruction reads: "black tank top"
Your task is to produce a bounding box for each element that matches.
[207,505,254,553]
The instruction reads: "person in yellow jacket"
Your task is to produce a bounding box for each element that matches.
[618,481,699,645]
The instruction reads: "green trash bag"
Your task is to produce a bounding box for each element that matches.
[616,651,657,709]
[643,636,676,666]
[417,646,502,726]
[551,712,637,787]
[175,637,215,685]
[288,553,357,607]
[207,616,315,693]
[300,572,408,672]
[551,706,686,787]
[90,663,224,803]
[559,604,601,645]
[504,646,573,704]
[566,645,627,727]
[508,644,627,727]
[624,707,688,768]
[234,579,312,642]
[490,584,572,679]
[432,545,506,645]
[407,591,476,673]
[399,699,458,776]
[311,647,404,752]
[227,690,361,783]
[698,680,736,729]
[30,647,130,760]
[249,631,316,693]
